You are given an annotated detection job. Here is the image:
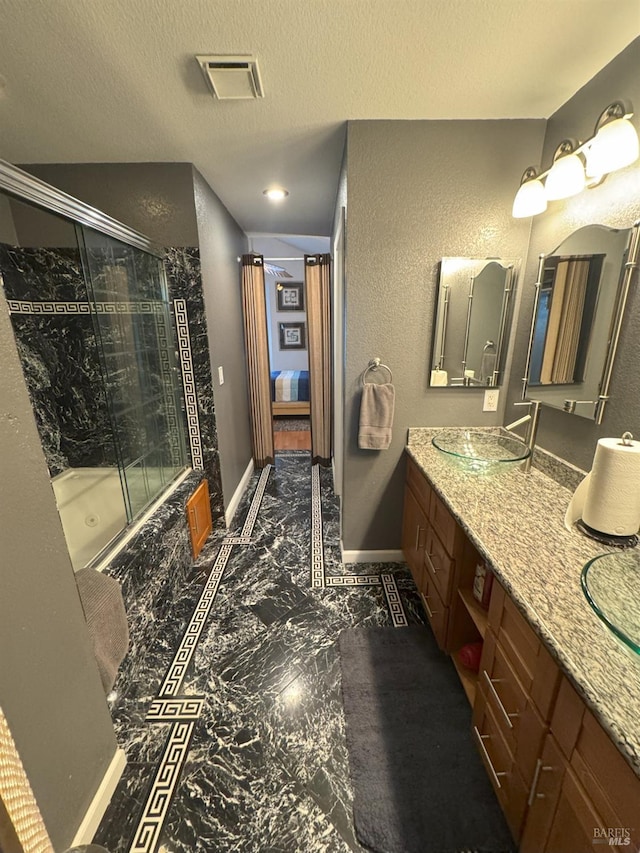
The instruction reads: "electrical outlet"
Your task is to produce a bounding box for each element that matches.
[483,389,499,412]
[218,366,224,385]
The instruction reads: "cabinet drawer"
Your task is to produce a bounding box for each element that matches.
[429,489,458,554]
[478,629,547,783]
[473,687,528,842]
[424,525,455,604]
[420,573,449,650]
[406,455,432,515]
[487,580,559,720]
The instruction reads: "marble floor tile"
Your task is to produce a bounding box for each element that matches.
[96,453,420,853]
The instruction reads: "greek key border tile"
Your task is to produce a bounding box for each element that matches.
[128,721,195,853]
[222,536,253,545]
[7,299,164,315]
[381,573,409,627]
[325,575,381,587]
[173,298,203,471]
[239,464,271,539]
[159,543,233,697]
[311,464,324,588]
[146,697,205,722]
[154,308,182,467]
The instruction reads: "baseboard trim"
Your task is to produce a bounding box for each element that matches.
[70,747,126,846]
[225,458,255,528]
[340,547,405,564]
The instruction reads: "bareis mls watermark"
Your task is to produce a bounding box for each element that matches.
[593,827,633,846]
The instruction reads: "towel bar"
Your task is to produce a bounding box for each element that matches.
[362,358,393,384]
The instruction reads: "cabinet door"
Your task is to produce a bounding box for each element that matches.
[520,733,566,853]
[543,768,628,853]
[421,572,449,649]
[402,484,428,587]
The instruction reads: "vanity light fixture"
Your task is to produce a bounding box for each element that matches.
[511,101,639,217]
[544,140,585,200]
[263,187,289,201]
[512,167,547,218]
[585,102,640,178]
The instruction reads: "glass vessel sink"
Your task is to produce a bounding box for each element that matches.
[432,429,531,475]
[581,551,640,655]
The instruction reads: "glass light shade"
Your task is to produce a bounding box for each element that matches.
[545,153,585,200]
[512,178,547,218]
[585,118,640,178]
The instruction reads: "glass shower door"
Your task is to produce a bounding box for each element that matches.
[79,227,189,522]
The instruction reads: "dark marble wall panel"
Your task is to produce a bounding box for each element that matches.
[105,470,204,696]
[0,243,117,476]
[164,246,223,522]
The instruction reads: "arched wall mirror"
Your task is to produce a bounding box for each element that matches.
[522,222,640,423]
[430,258,518,387]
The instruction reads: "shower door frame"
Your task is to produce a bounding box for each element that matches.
[0,159,164,257]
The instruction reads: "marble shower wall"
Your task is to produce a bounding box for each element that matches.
[164,246,223,522]
[0,242,117,476]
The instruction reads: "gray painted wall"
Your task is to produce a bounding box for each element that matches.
[342,118,545,550]
[0,293,117,849]
[22,162,200,246]
[192,167,252,511]
[505,37,640,471]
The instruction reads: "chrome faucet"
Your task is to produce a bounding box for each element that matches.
[505,400,542,473]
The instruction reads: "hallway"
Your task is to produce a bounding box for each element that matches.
[95,452,424,852]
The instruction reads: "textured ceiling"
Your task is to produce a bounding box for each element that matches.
[0,0,639,236]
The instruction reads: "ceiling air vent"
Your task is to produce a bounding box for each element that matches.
[196,55,264,100]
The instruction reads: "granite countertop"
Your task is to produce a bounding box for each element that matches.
[406,427,640,779]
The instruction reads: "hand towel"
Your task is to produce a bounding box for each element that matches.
[358,382,395,450]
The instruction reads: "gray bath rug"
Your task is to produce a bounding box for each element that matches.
[339,625,515,853]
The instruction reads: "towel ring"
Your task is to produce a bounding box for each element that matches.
[362,358,393,385]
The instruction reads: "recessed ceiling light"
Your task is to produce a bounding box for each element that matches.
[263,188,289,201]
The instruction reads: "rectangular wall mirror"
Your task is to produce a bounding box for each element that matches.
[430,258,517,387]
[522,223,640,423]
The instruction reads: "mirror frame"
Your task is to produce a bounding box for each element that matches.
[430,257,518,388]
[522,221,640,424]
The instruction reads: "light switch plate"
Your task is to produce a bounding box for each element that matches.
[218,366,224,385]
[483,389,499,412]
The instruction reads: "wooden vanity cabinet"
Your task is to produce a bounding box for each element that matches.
[402,456,479,653]
[521,676,640,853]
[402,453,640,849]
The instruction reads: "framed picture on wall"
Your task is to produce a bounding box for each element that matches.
[279,322,306,350]
[276,281,305,312]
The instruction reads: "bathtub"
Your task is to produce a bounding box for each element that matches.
[52,468,128,571]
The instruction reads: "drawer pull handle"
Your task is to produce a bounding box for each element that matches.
[473,726,506,790]
[483,670,518,730]
[527,758,553,806]
[415,525,424,551]
[425,551,440,574]
[421,593,438,619]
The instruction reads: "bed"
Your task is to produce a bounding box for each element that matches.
[271,370,310,416]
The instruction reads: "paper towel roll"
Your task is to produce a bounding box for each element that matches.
[430,369,448,386]
[567,436,640,536]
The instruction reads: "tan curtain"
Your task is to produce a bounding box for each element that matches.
[540,258,590,384]
[305,253,332,465]
[241,254,274,467]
